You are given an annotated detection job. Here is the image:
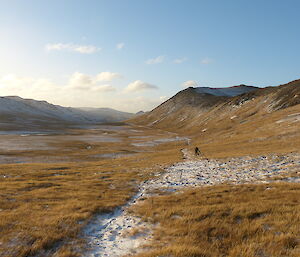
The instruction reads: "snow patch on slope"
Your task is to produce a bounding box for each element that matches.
[194,85,257,97]
[0,96,133,123]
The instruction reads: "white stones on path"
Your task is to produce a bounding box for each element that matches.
[83,153,300,257]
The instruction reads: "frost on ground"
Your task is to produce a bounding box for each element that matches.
[131,136,189,147]
[83,152,300,257]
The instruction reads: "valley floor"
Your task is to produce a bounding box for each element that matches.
[0,124,299,257]
[83,150,300,257]
[0,124,186,257]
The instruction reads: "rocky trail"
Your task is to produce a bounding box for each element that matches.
[83,151,300,257]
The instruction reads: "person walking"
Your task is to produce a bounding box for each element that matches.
[194,146,200,156]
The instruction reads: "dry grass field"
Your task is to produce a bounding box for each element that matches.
[0,125,185,257]
[1,82,300,256]
[131,183,300,257]
[0,124,178,164]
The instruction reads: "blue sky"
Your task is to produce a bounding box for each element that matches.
[0,0,300,112]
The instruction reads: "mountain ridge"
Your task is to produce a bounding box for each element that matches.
[131,84,258,128]
[0,96,134,129]
[130,79,300,157]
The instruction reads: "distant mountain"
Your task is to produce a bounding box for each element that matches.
[77,107,134,122]
[135,111,146,116]
[0,96,134,129]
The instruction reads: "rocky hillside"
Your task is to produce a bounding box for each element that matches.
[130,80,300,157]
[130,84,258,129]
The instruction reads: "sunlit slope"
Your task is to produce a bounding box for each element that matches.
[130,80,300,157]
[130,85,257,129]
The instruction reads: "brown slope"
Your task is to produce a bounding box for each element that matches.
[130,85,258,130]
[130,80,300,157]
[129,87,226,130]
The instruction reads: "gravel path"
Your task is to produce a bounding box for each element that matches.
[83,152,300,257]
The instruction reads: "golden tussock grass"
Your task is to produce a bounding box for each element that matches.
[0,126,184,257]
[132,183,300,257]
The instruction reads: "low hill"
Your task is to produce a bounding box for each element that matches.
[0,96,133,130]
[77,107,134,123]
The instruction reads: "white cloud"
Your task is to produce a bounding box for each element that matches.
[92,84,115,92]
[0,74,55,92]
[69,72,93,88]
[0,74,60,100]
[174,57,187,64]
[45,43,101,54]
[0,72,118,93]
[0,74,162,112]
[116,42,125,50]
[124,80,158,92]
[181,80,198,88]
[0,74,33,88]
[67,72,118,91]
[201,57,214,64]
[96,72,122,81]
[146,55,165,64]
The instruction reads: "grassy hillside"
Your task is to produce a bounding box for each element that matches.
[130,79,300,158]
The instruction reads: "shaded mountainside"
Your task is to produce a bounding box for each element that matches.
[130,80,300,157]
[77,107,134,123]
[0,96,134,129]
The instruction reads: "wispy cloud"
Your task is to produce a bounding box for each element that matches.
[124,80,158,92]
[201,57,214,64]
[45,43,101,54]
[181,80,198,88]
[116,42,125,50]
[174,57,187,64]
[146,55,165,64]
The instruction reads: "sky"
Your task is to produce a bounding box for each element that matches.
[1,0,300,112]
